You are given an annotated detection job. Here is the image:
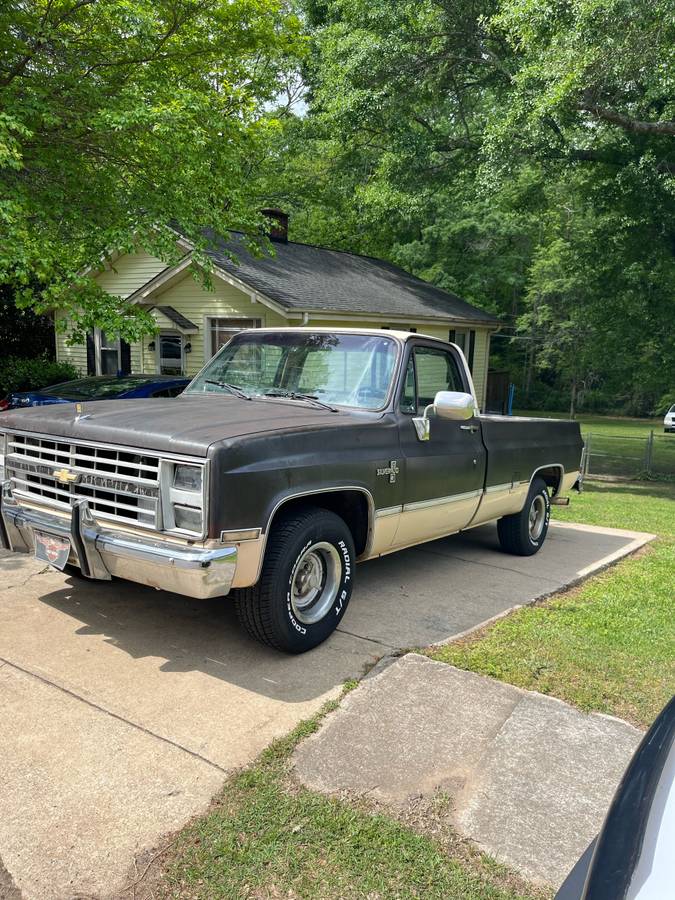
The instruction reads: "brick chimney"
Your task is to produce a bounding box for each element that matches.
[261,208,289,243]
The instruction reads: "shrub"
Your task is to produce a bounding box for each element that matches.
[512,380,570,413]
[0,355,81,398]
[0,286,55,359]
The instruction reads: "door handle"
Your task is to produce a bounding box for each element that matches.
[460,424,479,433]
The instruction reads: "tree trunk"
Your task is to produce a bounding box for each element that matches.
[524,341,534,398]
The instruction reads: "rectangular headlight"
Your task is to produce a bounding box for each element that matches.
[159,459,207,536]
[173,505,203,532]
[173,464,202,492]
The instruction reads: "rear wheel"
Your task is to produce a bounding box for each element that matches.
[497,477,551,556]
[234,507,355,653]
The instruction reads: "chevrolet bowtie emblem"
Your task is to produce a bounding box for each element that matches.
[53,467,78,485]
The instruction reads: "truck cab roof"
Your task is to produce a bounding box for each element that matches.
[250,326,443,343]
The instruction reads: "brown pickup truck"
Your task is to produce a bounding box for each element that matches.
[1,328,582,653]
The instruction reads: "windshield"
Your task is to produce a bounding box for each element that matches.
[186,332,398,410]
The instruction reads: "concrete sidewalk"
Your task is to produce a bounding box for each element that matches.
[0,520,652,897]
[293,654,644,888]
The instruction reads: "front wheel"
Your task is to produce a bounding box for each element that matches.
[234,507,355,653]
[497,477,551,556]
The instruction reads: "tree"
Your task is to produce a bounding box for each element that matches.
[0,285,54,358]
[489,0,675,175]
[274,0,674,414]
[0,0,302,341]
[518,166,675,416]
[298,0,674,186]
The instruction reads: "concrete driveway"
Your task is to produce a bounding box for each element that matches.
[0,520,651,899]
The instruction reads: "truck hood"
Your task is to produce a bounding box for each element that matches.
[0,395,364,457]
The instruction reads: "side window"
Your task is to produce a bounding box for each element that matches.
[152,386,184,398]
[410,346,464,415]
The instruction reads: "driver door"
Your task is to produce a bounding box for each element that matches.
[392,342,486,548]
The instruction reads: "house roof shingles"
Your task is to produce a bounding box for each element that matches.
[199,230,500,327]
[153,305,198,331]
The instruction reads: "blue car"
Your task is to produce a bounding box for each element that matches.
[0,374,190,411]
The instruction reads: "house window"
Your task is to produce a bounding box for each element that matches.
[97,329,121,375]
[449,328,468,353]
[208,317,261,357]
[448,328,475,372]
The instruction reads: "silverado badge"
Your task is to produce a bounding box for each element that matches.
[376,460,400,484]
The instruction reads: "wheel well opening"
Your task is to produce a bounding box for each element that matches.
[535,466,563,495]
[268,491,371,557]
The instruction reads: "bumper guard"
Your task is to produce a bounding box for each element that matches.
[0,481,237,599]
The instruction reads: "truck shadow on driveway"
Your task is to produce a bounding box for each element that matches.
[35,563,382,707]
[32,523,636,706]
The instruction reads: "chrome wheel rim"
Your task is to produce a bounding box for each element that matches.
[290,542,341,625]
[529,494,547,541]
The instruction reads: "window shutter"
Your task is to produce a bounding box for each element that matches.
[86,330,96,375]
[468,330,476,372]
[120,339,131,375]
[448,329,456,344]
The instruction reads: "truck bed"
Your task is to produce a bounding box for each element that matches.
[480,415,583,491]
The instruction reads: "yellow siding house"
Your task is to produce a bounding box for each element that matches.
[56,215,500,408]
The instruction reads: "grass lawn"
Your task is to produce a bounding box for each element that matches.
[428,481,675,729]
[552,480,675,534]
[153,480,672,899]
[158,709,545,900]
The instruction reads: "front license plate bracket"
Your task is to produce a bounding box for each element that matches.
[34,531,71,570]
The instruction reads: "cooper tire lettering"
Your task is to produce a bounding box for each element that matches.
[234,507,355,653]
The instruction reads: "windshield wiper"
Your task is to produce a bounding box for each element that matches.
[264,389,337,412]
[204,380,251,400]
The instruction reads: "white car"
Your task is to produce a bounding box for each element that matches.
[664,404,675,433]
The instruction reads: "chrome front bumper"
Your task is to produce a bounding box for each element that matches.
[0,482,237,599]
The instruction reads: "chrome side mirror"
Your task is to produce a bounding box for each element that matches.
[413,391,477,441]
[434,391,477,421]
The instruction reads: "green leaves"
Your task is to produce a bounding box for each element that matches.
[0,0,303,339]
[488,0,675,169]
[276,0,673,414]
[3,0,672,412]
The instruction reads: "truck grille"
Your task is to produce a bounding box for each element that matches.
[5,433,161,529]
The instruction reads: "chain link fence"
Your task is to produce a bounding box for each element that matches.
[582,431,675,480]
